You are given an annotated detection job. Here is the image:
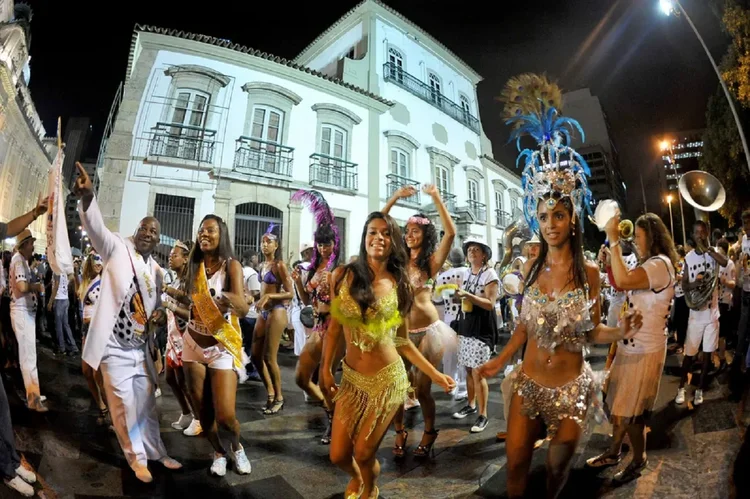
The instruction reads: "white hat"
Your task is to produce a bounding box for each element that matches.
[14,229,35,250]
[300,241,314,255]
[462,237,492,258]
[527,233,541,245]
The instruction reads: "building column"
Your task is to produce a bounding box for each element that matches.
[213,179,232,239]
[286,203,303,264]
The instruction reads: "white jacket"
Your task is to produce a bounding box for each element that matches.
[79,196,163,375]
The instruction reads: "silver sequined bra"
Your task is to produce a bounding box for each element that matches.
[520,285,595,353]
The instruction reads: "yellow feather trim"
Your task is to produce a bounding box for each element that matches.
[330,296,403,352]
[434,283,458,295]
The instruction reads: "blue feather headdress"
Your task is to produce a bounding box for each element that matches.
[500,74,592,234]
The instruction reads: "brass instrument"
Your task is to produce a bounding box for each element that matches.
[619,219,634,241]
[678,171,726,310]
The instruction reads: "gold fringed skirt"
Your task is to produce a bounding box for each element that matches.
[333,359,410,441]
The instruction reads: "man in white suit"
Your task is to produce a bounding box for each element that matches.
[73,162,181,483]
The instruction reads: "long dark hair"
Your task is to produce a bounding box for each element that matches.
[262,225,282,261]
[525,197,587,290]
[184,215,235,295]
[407,213,437,275]
[635,213,679,268]
[344,212,412,318]
[313,223,339,270]
[175,240,194,282]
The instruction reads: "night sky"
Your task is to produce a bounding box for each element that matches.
[23,0,728,215]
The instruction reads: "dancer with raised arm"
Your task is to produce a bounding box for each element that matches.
[476,75,641,498]
[321,212,455,499]
[381,184,457,457]
[73,162,181,483]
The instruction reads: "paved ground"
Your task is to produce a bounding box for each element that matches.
[1,338,747,498]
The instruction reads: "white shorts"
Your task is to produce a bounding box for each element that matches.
[182,331,234,370]
[684,318,719,356]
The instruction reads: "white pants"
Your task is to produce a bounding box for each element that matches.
[290,305,308,356]
[440,320,467,397]
[100,343,167,469]
[10,307,39,404]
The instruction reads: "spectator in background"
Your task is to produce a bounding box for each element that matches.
[241,250,261,382]
[48,271,79,356]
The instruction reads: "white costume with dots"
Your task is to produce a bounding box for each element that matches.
[683,250,720,356]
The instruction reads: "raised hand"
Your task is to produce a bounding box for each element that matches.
[34,194,49,218]
[422,183,439,198]
[394,185,417,199]
[73,162,94,200]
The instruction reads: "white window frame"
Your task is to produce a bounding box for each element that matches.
[468,178,480,202]
[249,105,284,144]
[390,147,410,178]
[170,89,210,130]
[428,72,442,104]
[435,164,451,194]
[388,47,405,83]
[319,123,348,164]
[495,190,504,213]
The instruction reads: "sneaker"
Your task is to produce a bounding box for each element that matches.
[14,466,36,484]
[675,387,686,405]
[233,445,252,475]
[171,413,193,430]
[155,388,162,398]
[4,476,33,497]
[694,389,704,406]
[471,415,489,433]
[210,453,227,477]
[183,419,202,436]
[585,452,622,468]
[452,405,477,419]
[404,397,420,411]
[39,396,46,403]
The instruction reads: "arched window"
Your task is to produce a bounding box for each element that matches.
[428,72,442,104]
[388,47,404,83]
[460,95,471,120]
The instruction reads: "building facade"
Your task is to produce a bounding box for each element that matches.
[563,88,627,212]
[0,1,53,252]
[97,0,522,264]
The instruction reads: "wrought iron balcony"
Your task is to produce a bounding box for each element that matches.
[439,189,457,213]
[386,174,421,205]
[149,122,216,163]
[309,153,358,192]
[234,136,294,178]
[495,209,512,229]
[383,62,480,133]
[467,199,487,223]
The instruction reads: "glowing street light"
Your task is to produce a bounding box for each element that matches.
[660,139,686,245]
[660,0,750,175]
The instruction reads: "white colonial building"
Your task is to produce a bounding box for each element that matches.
[97,0,522,263]
[0,1,54,252]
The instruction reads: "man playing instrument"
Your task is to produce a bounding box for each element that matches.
[675,220,728,406]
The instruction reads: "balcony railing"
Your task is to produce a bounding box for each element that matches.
[467,199,487,223]
[383,62,480,133]
[234,136,294,178]
[149,122,216,163]
[386,174,421,205]
[495,210,512,229]
[309,153,358,191]
[439,189,457,213]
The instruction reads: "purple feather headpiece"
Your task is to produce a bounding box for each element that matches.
[291,189,339,270]
[263,223,278,241]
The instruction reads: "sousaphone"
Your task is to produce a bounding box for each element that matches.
[678,170,726,309]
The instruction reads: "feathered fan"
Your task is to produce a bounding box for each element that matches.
[498,73,562,126]
[291,189,339,270]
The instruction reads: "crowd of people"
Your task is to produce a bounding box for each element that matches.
[1,77,749,498]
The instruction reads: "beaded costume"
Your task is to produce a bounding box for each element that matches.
[330,277,410,440]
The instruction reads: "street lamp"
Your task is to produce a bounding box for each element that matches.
[660,140,687,245]
[660,0,750,175]
[666,193,675,241]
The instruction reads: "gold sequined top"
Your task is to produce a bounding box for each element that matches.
[520,285,594,354]
[330,278,403,352]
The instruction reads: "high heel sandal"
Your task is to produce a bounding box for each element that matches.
[263,396,274,412]
[413,429,439,458]
[321,410,333,444]
[264,399,285,415]
[392,429,408,458]
[345,482,364,499]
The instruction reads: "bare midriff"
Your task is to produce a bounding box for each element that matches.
[522,340,584,388]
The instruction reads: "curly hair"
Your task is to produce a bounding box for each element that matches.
[345,212,413,318]
[635,213,679,268]
[312,223,339,269]
[406,213,438,275]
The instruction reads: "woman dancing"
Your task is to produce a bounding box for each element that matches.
[381,184,456,457]
[180,215,251,476]
[291,190,343,444]
[79,251,107,425]
[477,74,641,498]
[321,212,455,499]
[252,225,293,414]
[163,240,202,437]
[586,213,676,483]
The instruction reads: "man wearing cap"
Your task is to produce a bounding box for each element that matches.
[525,233,541,261]
[0,199,49,495]
[73,162,181,483]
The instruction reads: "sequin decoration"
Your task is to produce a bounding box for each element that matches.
[509,362,605,440]
[333,359,411,440]
[520,285,595,354]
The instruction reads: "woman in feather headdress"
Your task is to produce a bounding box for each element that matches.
[290,189,344,444]
[477,74,642,498]
[381,184,458,457]
[250,223,294,416]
